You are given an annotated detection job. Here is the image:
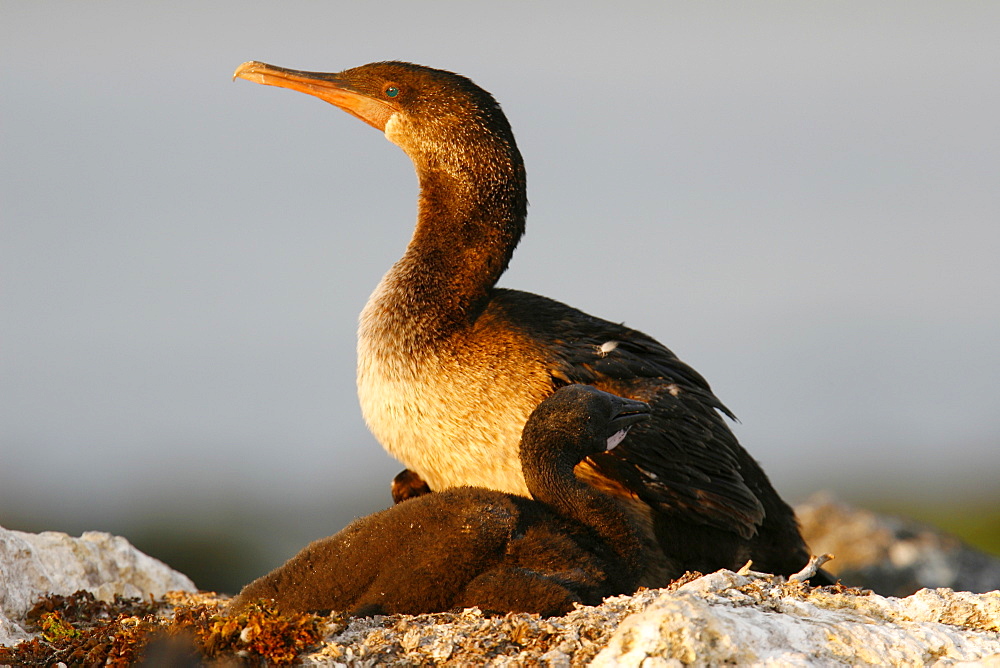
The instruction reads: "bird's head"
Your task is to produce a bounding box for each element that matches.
[233,60,519,174]
[521,385,652,465]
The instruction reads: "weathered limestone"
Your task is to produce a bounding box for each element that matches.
[591,570,1000,667]
[0,525,196,645]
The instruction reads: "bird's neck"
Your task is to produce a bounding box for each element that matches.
[362,142,526,346]
[524,450,643,573]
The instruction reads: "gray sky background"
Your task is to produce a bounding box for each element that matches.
[3,2,999,539]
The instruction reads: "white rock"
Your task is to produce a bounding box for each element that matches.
[0,525,196,646]
[591,570,1000,667]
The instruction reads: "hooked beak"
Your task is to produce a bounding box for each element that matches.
[233,61,395,132]
[606,398,651,451]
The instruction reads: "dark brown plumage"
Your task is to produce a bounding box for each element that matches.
[233,60,831,585]
[228,385,650,617]
[390,468,431,504]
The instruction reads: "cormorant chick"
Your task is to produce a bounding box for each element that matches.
[233,60,831,586]
[228,385,650,617]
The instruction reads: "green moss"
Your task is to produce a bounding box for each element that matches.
[38,611,81,643]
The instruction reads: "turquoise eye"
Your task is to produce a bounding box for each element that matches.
[385,86,399,98]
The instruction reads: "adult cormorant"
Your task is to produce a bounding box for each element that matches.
[233,60,829,585]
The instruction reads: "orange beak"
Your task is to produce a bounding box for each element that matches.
[233,61,395,132]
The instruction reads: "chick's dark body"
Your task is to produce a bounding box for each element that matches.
[229,386,649,617]
[231,487,631,617]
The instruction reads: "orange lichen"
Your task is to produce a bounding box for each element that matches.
[174,601,324,665]
[0,592,324,667]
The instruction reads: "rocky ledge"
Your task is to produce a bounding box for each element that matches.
[289,571,1000,666]
[0,525,196,647]
[2,497,999,666]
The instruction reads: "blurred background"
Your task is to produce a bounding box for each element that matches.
[2,2,998,594]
